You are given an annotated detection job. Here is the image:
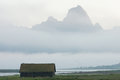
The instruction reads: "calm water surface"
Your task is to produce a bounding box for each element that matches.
[0,69,119,76]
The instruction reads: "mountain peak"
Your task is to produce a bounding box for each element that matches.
[68,5,86,15]
[63,5,93,27]
[32,5,103,32]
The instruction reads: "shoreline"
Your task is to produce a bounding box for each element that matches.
[1,69,120,76]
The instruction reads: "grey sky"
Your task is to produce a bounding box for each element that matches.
[0,0,120,69]
[0,0,120,29]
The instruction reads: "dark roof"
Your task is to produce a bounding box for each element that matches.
[19,63,56,72]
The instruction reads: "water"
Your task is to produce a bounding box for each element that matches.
[56,69,119,74]
[0,69,119,76]
[0,73,19,76]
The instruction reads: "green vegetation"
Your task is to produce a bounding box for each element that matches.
[1,74,120,80]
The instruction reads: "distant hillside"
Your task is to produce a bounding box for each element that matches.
[71,63,120,70]
[0,69,19,73]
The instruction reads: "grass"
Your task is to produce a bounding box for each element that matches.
[0,74,120,80]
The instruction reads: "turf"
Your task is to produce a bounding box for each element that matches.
[0,74,120,80]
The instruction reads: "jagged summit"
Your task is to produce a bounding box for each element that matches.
[64,5,89,20]
[32,5,103,32]
[67,5,86,16]
[63,5,93,30]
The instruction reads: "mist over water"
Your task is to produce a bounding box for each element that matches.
[0,52,120,69]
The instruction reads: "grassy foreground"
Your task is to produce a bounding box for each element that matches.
[0,74,120,80]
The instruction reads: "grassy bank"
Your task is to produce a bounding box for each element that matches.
[0,74,120,80]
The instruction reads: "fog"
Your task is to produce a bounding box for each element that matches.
[0,52,120,69]
[0,6,120,53]
[0,4,120,69]
[0,27,120,53]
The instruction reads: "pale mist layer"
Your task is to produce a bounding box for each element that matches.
[0,27,120,53]
[0,52,120,69]
[0,6,120,53]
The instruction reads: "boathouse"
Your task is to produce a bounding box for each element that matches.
[19,63,56,77]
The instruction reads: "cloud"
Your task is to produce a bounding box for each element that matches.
[0,26,120,53]
[0,6,120,53]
